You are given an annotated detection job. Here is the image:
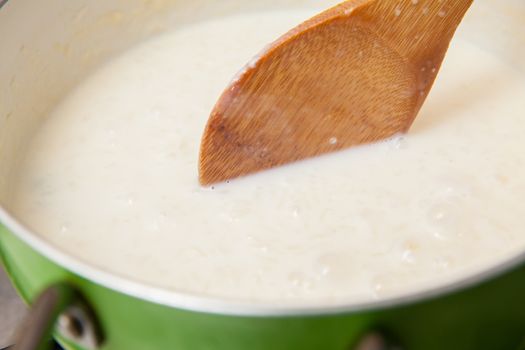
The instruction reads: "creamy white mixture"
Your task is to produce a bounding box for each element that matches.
[13,8,525,304]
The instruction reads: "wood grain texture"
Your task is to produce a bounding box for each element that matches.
[199,0,474,185]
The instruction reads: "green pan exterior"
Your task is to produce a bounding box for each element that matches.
[1,223,525,350]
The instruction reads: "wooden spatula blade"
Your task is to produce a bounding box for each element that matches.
[199,0,473,185]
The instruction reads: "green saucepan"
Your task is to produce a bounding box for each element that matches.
[1,0,525,349]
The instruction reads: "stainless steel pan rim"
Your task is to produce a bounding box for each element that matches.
[2,205,525,317]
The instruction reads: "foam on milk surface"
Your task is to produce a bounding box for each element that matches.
[13,9,525,304]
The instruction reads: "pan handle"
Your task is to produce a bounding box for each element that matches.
[11,284,104,350]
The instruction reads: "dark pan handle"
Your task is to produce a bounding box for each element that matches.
[2,341,61,350]
[10,284,103,350]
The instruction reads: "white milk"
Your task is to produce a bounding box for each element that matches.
[12,8,525,304]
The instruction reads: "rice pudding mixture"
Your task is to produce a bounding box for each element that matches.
[13,4,525,303]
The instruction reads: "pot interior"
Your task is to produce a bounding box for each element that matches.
[0,0,525,310]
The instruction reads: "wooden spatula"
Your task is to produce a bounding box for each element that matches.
[199,0,473,185]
